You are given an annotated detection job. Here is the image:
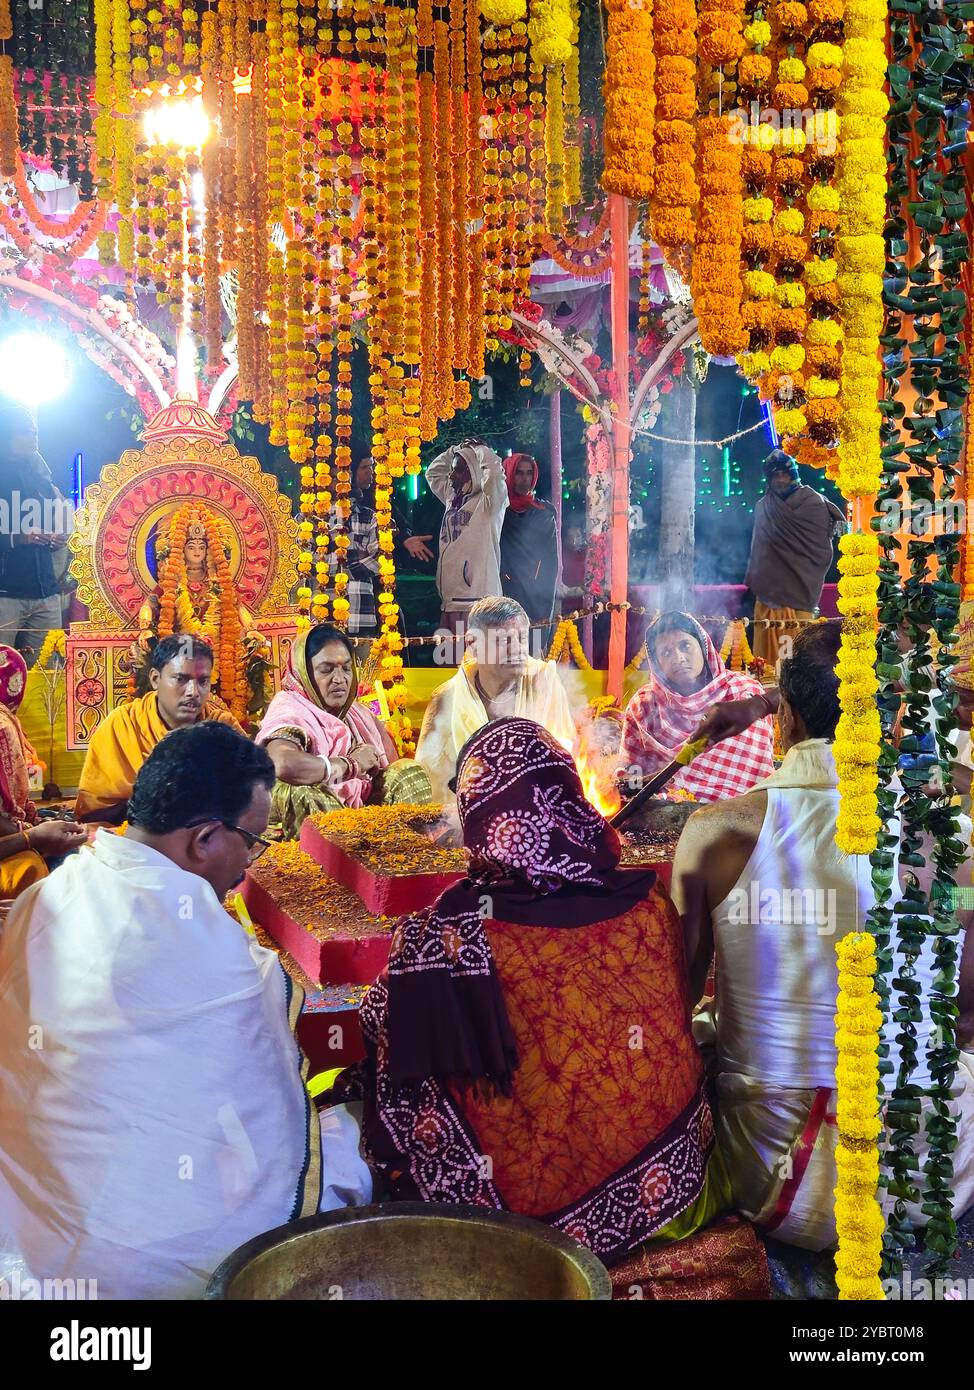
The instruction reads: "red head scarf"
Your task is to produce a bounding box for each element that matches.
[503,453,544,512]
[383,718,655,1092]
[0,645,27,714]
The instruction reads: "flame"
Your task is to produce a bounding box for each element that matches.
[575,746,623,819]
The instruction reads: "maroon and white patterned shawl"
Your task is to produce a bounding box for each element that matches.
[380,717,654,1093]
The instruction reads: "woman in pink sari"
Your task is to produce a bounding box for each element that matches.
[256,625,432,837]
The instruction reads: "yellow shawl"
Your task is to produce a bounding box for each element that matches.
[75,692,242,823]
[415,657,576,803]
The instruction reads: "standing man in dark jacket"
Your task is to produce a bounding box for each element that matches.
[499,453,559,637]
[745,449,846,668]
[0,404,71,665]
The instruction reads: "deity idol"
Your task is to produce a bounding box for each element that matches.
[134,503,270,722]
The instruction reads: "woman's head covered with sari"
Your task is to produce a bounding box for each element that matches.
[646,611,721,697]
[285,623,358,717]
[384,717,654,1092]
[454,715,625,895]
[0,644,36,823]
[256,623,389,808]
[621,613,775,801]
[0,644,28,714]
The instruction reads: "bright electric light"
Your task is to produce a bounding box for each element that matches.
[143,96,211,151]
[0,333,71,407]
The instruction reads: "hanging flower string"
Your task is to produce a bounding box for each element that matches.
[833,931,885,1300]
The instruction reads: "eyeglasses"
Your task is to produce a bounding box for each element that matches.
[185,818,273,863]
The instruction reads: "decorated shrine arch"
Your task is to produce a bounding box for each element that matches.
[68,401,300,627]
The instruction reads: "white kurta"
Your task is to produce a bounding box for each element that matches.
[0,831,370,1299]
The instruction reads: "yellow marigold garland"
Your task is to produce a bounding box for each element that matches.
[833,931,886,1300]
[834,530,881,854]
[602,0,655,201]
[528,0,572,66]
[36,629,67,668]
[834,0,886,500]
[481,0,526,19]
[547,618,592,670]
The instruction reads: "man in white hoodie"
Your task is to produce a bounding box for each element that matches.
[426,439,508,635]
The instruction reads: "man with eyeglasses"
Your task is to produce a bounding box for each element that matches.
[0,721,372,1299]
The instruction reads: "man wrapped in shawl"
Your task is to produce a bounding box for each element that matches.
[256,624,432,837]
[345,717,770,1300]
[621,613,775,803]
[499,453,559,626]
[0,644,85,897]
[745,449,846,667]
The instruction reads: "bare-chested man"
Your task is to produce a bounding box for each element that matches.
[672,621,974,1250]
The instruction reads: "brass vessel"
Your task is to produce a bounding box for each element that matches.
[206,1202,612,1301]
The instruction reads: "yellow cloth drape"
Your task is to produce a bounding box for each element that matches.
[0,849,47,899]
[74,693,243,822]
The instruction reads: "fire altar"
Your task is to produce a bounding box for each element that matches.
[64,398,301,747]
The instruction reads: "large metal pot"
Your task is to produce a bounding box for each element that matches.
[206,1203,612,1301]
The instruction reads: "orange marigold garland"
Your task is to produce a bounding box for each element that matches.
[650,0,697,254]
[692,115,748,356]
[602,0,655,201]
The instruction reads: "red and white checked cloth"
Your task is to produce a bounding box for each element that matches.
[621,622,775,803]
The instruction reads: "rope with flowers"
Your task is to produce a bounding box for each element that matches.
[866,1,970,1284]
[833,931,885,1300]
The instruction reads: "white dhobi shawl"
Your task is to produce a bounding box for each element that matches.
[0,831,328,1299]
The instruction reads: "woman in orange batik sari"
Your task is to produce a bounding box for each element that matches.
[346,717,769,1299]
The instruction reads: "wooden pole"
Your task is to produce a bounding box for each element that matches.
[607,193,631,701]
[550,386,563,588]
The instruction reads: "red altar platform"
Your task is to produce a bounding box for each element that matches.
[243,804,679,1074]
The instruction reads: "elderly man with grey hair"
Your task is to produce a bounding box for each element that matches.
[415,595,576,803]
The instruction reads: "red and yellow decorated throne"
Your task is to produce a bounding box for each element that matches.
[65,398,301,748]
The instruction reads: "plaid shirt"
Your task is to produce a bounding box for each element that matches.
[621,671,776,802]
[329,497,380,635]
